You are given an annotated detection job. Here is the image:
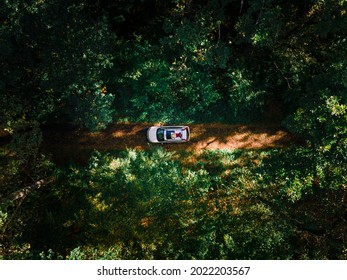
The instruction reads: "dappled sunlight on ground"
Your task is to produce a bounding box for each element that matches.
[39,122,303,164]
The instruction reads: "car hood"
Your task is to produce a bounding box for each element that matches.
[147,127,159,143]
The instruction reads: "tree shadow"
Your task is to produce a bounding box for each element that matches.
[41,122,304,165]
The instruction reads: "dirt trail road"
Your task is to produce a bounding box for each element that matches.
[41,122,302,163]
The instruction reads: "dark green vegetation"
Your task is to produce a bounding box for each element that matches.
[1,0,346,259]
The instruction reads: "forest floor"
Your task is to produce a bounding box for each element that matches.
[38,122,304,164]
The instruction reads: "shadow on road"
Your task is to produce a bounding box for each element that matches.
[40,122,303,165]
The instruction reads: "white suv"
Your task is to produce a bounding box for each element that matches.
[147,126,190,143]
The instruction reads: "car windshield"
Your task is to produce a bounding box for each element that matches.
[156,128,164,141]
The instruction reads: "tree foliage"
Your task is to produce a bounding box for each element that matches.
[1,0,347,260]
